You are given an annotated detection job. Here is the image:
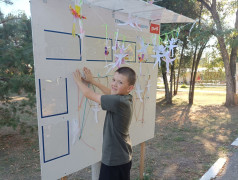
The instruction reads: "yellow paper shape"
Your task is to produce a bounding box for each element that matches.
[72,23,76,37]
[75,5,81,14]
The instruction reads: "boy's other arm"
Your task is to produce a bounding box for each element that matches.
[74,69,101,104]
[83,67,111,95]
[91,80,111,95]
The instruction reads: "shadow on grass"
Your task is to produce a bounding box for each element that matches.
[131,97,238,180]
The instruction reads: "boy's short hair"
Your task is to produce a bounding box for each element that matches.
[116,67,136,85]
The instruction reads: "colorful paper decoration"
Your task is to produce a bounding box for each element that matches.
[105,47,109,56]
[69,5,86,20]
[112,29,119,51]
[104,24,110,56]
[105,42,130,74]
[69,0,86,37]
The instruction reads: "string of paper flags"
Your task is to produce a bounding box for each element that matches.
[69,0,197,74]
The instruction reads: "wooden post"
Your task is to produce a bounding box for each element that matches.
[139,142,146,180]
[61,176,67,180]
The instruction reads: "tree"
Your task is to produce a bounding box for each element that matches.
[156,0,201,104]
[188,4,212,104]
[0,12,35,130]
[197,0,238,106]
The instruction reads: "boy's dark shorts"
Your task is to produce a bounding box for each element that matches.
[99,161,132,180]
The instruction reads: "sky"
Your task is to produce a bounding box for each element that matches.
[1,0,31,17]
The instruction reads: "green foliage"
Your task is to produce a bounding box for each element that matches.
[0,11,35,130]
[203,68,226,82]
[0,102,20,129]
[180,84,187,88]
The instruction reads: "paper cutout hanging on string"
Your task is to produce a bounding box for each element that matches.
[135,82,144,102]
[91,102,101,123]
[112,29,119,51]
[151,44,166,68]
[137,37,149,55]
[104,24,110,57]
[105,41,130,74]
[167,38,178,57]
[146,79,151,97]
[69,0,86,38]
[162,51,176,73]
[71,118,80,145]
[117,13,142,31]
[189,19,198,36]
[137,37,149,74]
[150,31,180,72]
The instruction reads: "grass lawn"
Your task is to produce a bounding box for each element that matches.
[0,88,238,180]
[131,90,238,180]
[157,83,226,92]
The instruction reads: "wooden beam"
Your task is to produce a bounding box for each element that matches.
[139,142,146,180]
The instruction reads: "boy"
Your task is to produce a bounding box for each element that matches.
[73,66,136,180]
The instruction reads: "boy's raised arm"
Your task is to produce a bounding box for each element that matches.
[73,69,101,104]
[83,67,111,95]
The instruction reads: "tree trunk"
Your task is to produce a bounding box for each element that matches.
[198,0,236,106]
[189,3,203,105]
[189,45,198,104]
[216,35,235,106]
[230,9,238,94]
[173,72,176,95]
[175,43,185,95]
[190,43,207,104]
[170,62,174,102]
[162,67,171,104]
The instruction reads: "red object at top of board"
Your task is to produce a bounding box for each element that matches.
[150,23,160,34]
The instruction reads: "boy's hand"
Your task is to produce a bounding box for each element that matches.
[73,69,83,85]
[83,67,94,83]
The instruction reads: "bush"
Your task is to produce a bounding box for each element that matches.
[180,84,187,88]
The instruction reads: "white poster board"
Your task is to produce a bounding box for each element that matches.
[31,0,158,179]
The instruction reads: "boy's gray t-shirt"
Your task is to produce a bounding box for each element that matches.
[101,94,133,166]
